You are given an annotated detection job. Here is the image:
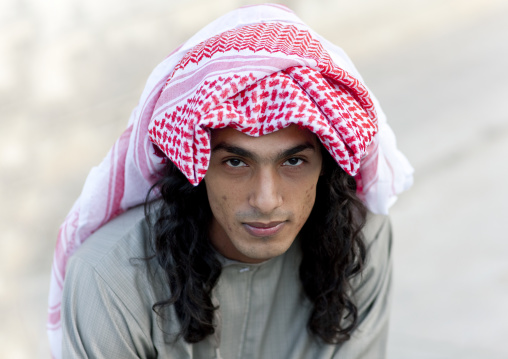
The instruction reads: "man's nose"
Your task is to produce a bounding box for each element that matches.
[248,168,283,214]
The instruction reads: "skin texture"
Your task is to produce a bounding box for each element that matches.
[204,125,323,263]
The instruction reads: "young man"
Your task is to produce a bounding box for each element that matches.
[48,4,413,358]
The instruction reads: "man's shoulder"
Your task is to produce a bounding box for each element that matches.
[68,204,150,273]
[362,211,391,246]
[357,211,392,280]
[64,204,168,312]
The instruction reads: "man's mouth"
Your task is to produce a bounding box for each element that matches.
[242,221,285,237]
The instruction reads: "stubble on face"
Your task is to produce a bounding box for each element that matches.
[204,125,322,263]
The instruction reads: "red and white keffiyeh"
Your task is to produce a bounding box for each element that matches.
[48,4,413,358]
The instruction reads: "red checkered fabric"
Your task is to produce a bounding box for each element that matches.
[148,22,378,185]
[149,67,376,184]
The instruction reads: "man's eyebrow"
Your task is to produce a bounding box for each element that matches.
[278,143,316,160]
[212,142,316,161]
[212,143,254,158]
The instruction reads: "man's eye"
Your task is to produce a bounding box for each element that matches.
[283,158,304,166]
[225,159,247,167]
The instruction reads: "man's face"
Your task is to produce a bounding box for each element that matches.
[204,124,323,263]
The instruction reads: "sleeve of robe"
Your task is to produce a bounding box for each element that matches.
[337,213,393,359]
[62,257,156,358]
[60,206,160,359]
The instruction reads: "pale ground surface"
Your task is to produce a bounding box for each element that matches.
[1,0,507,358]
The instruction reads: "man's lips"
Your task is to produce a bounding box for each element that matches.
[242,221,285,237]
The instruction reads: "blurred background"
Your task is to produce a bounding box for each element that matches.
[1,0,507,357]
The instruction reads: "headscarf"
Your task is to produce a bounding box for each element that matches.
[48,4,413,358]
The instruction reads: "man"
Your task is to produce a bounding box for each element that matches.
[48,4,413,359]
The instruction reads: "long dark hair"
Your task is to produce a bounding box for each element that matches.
[145,148,367,344]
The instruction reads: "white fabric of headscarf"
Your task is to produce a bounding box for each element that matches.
[47,4,413,358]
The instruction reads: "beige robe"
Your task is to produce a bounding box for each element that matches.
[62,204,392,358]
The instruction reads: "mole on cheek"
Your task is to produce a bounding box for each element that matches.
[222,195,227,201]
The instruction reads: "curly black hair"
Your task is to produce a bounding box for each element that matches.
[145,146,367,344]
